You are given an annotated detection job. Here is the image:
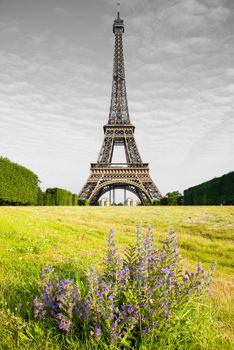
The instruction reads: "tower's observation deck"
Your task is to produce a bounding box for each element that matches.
[113,8,124,33]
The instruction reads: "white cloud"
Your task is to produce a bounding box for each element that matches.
[156,0,230,32]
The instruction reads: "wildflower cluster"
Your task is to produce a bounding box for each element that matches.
[34,227,215,347]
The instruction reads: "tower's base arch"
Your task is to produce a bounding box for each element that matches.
[79,164,162,205]
[89,181,151,205]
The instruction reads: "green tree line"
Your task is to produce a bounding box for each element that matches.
[184,172,234,205]
[1,156,233,206]
[38,188,88,206]
[152,191,183,206]
[0,157,87,206]
[152,171,234,206]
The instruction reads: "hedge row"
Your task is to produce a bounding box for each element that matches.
[184,172,234,205]
[0,157,38,205]
[38,188,87,206]
[45,188,74,206]
[0,157,86,206]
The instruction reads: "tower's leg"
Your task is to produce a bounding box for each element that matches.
[126,137,142,163]
[97,136,114,163]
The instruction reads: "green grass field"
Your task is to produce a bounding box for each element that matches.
[0,206,233,349]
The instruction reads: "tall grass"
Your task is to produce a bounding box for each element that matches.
[0,206,233,349]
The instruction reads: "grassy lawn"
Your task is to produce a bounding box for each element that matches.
[0,206,233,349]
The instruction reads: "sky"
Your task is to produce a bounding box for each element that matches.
[0,0,233,197]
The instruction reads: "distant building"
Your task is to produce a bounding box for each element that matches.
[99,198,111,206]
[125,198,139,206]
[99,197,139,206]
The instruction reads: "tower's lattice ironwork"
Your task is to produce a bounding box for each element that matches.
[79,7,162,205]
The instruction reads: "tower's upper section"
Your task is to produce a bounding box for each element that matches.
[108,5,130,125]
[113,5,124,34]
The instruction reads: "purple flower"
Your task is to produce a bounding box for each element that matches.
[142,328,150,334]
[34,297,46,318]
[162,299,169,308]
[57,313,71,333]
[33,228,213,347]
[94,324,101,341]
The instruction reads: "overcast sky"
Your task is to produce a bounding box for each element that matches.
[0,0,233,196]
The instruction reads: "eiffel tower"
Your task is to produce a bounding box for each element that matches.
[79,6,162,205]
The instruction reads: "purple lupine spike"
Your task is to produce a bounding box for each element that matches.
[94,324,101,341]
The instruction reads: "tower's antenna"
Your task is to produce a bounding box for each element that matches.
[117,2,120,19]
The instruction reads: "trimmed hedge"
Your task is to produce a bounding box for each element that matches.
[37,188,45,206]
[0,157,82,206]
[184,172,234,205]
[72,194,78,206]
[0,157,38,205]
[43,188,79,206]
[44,188,56,206]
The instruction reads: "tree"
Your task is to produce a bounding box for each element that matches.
[165,191,183,205]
